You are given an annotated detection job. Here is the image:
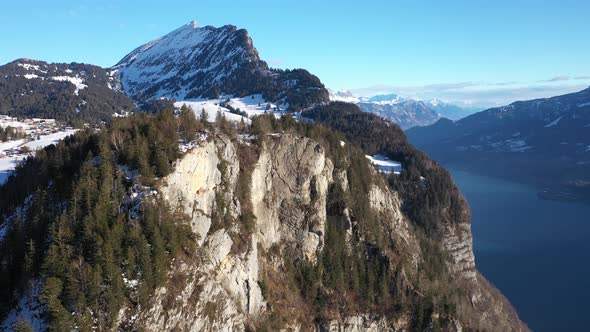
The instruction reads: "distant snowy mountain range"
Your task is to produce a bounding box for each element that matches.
[328,89,476,129]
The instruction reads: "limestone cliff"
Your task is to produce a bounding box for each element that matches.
[121,131,527,331]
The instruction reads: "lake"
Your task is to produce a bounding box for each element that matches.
[448,169,590,332]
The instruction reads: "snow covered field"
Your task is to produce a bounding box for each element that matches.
[174,94,286,123]
[366,154,402,174]
[0,129,76,185]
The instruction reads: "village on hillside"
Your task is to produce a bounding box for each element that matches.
[0,115,76,184]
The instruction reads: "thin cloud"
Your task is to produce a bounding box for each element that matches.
[540,75,570,82]
[574,76,590,80]
[490,81,519,86]
[349,82,479,98]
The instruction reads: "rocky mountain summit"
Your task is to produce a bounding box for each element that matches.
[113,21,329,111]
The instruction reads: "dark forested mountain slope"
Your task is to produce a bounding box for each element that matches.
[0,59,135,123]
[112,21,329,111]
[407,87,590,201]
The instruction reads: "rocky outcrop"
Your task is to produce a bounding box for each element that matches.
[441,222,477,281]
[317,315,393,332]
[160,133,239,245]
[142,133,262,331]
[367,184,421,267]
[123,131,527,331]
[251,134,334,262]
[141,133,336,330]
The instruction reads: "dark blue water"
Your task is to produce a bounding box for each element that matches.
[448,169,590,332]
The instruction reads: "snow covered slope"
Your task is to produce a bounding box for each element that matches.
[113,21,329,111]
[175,94,284,124]
[1,127,76,185]
[114,21,265,100]
[328,89,360,103]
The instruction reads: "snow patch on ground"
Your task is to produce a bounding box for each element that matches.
[505,139,532,152]
[21,130,77,151]
[225,94,285,117]
[17,63,40,71]
[366,154,402,174]
[0,129,77,185]
[544,116,563,128]
[1,279,46,331]
[175,95,286,124]
[123,277,139,289]
[51,76,87,95]
[179,131,208,153]
[0,220,10,243]
[175,100,250,123]
[0,157,24,185]
[0,195,32,243]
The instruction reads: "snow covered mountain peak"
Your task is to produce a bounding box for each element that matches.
[112,22,266,101]
[328,89,359,103]
[112,22,329,110]
[429,98,442,107]
[367,93,405,104]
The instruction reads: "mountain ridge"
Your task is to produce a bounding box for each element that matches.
[112,21,329,111]
[0,58,134,122]
[328,89,475,129]
[407,86,590,202]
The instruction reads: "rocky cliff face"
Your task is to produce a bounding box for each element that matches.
[116,131,528,331]
[250,134,333,262]
[130,133,263,331]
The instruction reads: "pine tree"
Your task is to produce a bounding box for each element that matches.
[200,108,209,124]
[23,239,35,278]
[178,106,198,141]
[40,277,73,332]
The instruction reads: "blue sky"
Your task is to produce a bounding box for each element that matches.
[1,0,589,107]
